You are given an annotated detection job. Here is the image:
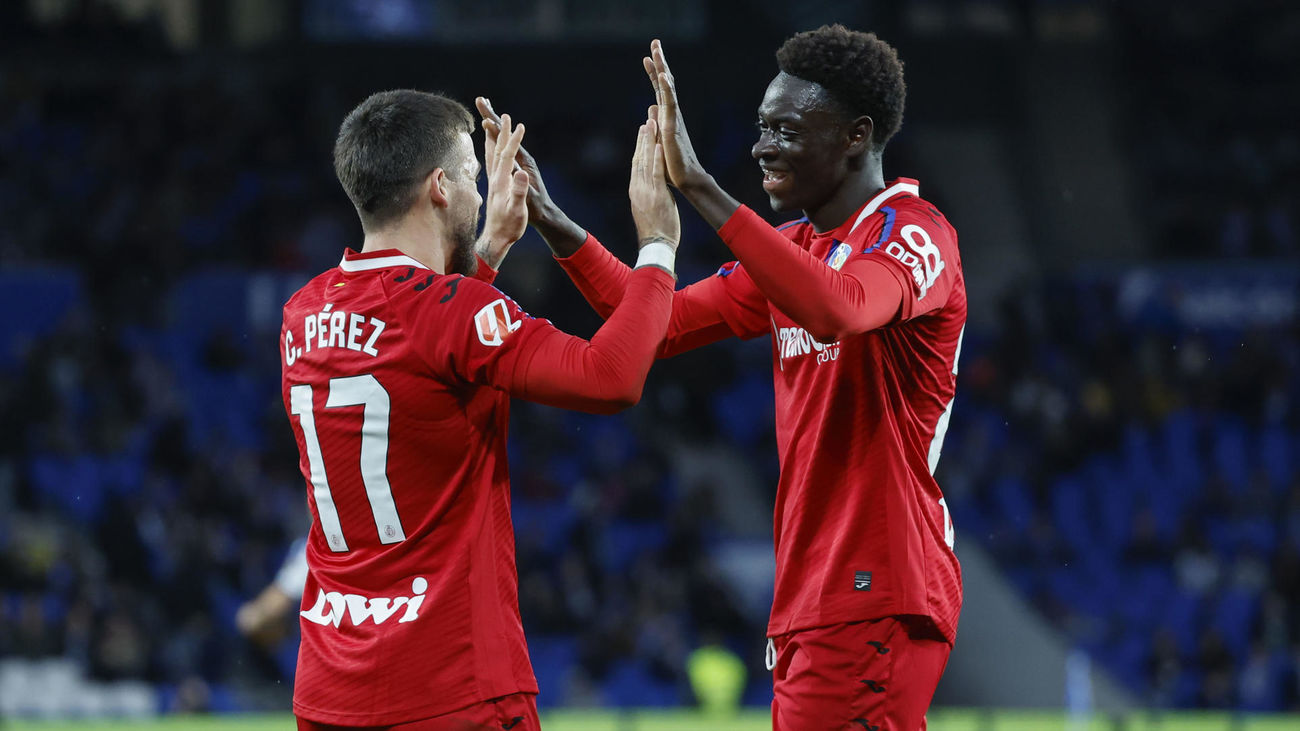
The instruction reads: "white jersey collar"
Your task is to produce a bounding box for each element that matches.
[338,249,431,273]
[848,179,920,237]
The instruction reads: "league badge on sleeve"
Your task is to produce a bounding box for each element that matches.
[475,298,522,347]
[827,242,852,271]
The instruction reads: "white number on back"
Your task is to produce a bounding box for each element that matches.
[289,374,406,552]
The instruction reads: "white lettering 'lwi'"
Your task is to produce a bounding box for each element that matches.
[301,577,429,628]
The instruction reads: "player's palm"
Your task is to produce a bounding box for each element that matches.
[629,117,680,249]
[475,97,556,224]
[480,112,529,247]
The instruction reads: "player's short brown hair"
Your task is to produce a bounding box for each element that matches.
[776,25,906,151]
[333,90,474,230]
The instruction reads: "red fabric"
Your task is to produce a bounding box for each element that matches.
[281,248,671,725]
[770,617,951,731]
[296,692,538,731]
[717,206,907,341]
[555,179,966,643]
[471,255,498,284]
[557,234,769,357]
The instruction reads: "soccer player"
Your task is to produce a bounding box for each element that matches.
[281,90,680,730]
[484,25,965,730]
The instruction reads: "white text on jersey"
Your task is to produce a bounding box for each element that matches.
[885,224,945,300]
[300,576,428,628]
[285,303,387,366]
[776,326,840,366]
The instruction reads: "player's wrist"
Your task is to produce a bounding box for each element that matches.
[634,240,676,276]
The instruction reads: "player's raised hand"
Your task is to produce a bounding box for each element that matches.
[629,115,680,251]
[477,108,530,261]
[644,39,707,191]
[475,95,588,258]
[476,97,560,223]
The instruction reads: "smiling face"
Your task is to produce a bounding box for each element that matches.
[752,72,860,216]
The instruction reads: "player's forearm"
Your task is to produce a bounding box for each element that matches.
[517,265,674,413]
[719,205,902,341]
[555,233,633,318]
[557,235,736,358]
[677,173,743,231]
[531,203,588,258]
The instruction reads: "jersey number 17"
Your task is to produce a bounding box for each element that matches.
[289,374,405,552]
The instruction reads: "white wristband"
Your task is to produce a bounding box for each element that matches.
[635,241,676,274]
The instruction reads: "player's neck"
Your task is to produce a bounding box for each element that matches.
[360,218,451,273]
[805,163,886,233]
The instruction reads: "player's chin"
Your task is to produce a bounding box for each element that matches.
[765,192,800,214]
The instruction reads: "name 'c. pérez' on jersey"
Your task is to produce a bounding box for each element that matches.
[300,576,428,628]
[284,303,387,366]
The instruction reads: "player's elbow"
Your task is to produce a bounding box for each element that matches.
[805,316,855,344]
[598,381,644,413]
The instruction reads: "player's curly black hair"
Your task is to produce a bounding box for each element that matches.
[776,24,906,151]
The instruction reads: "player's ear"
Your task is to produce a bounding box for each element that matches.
[427,168,451,209]
[847,115,874,158]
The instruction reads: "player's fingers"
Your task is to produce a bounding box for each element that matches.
[643,55,661,105]
[632,122,648,181]
[502,122,525,165]
[510,169,529,200]
[652,39,672,80]
[496,114,513,168]
[515,144,540,175]
[482,121,498,170]
[475,96,501,125]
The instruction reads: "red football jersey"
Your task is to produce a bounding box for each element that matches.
[557,179,965,642]
[280,248,672,725]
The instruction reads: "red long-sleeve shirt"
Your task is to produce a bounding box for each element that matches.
[558,178,967,642]
[281,247,672,725]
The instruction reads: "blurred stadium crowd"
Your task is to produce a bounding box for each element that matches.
[2,0,1299,717]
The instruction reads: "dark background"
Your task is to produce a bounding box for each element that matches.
[2,0,1299,716]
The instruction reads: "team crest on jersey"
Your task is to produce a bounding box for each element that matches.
[826,242,852,271]
[475,298,521,347]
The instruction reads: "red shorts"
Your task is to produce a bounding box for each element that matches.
[770,617,951,731]
[296,692,539,731]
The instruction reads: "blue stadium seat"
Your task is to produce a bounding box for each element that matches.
[1209,589,1260,659]
[1051,476,1093,559]
[601,660,680,708]
[600,521,668,574]
[1157,589,1205,655]
[1211,419,1251,492]
[1159,410,1204,494]
[0,268,83,371]
[527,635,577,708]
[1258,424,1293,493]
[512,499,577,557]
[991,476,1035,531]
[28,453,107,524]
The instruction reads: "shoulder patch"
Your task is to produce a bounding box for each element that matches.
[474,298,522,347]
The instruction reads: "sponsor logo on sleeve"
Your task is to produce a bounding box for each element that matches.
[474,298,521,347]
[884,223,945,300]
